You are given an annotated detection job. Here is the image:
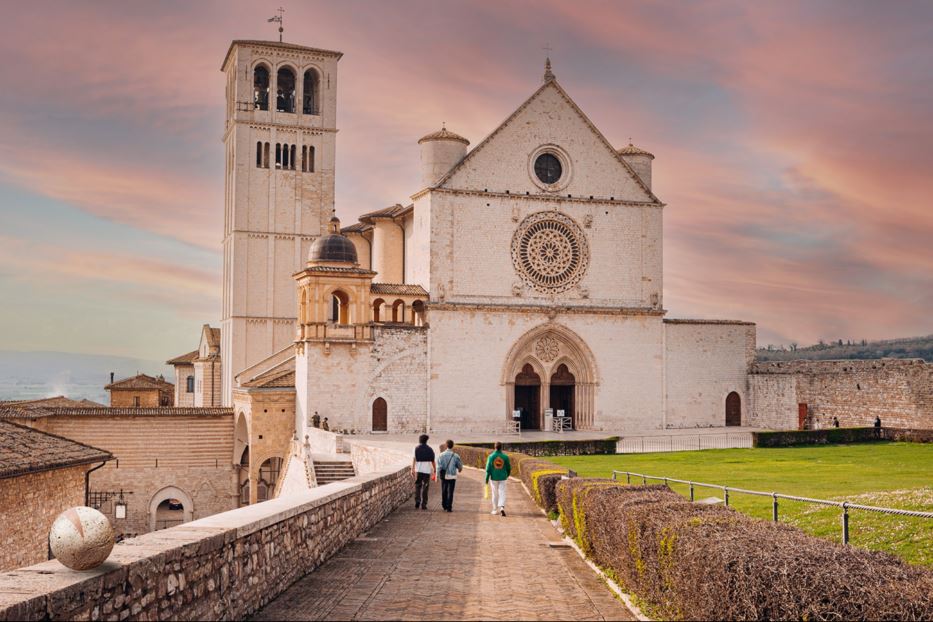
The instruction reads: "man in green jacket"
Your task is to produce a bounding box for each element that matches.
[484,441,511,517]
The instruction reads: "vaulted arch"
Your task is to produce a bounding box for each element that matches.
[501,323,599,430]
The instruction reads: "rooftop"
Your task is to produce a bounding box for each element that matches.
[0,406,233,420]
[105,373,174,392]
[0,420,112,479]
[221,40,343,70]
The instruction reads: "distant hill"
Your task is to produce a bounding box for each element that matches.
[0,351,172,404]
[756,335,933,363]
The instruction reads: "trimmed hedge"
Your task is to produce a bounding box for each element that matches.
[883,428,933,443]
[453,444,569,512]
[462,437,618,456]
[556,477,933,621]
[752,427,881,447]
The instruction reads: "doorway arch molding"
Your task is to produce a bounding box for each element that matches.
[501,323,599,429]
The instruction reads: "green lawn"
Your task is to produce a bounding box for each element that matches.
[550,442,933,565]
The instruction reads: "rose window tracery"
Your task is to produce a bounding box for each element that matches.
[511,212,589,293]
[535,336,560,362]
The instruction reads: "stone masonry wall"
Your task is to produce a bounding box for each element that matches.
[0,465,87,572]
[0,451,412,621]
[751,359,933,430]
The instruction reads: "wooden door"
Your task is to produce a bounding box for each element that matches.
[372,397,388,432]
[725,392,741,426]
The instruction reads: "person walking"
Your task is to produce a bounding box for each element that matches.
[437,440,463,512]
[411,434,436,510]
[485,441,511,517]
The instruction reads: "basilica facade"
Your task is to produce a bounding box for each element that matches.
[214,39,755,491]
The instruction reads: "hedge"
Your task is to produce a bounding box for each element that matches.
[556,477,933,621]
[462,437,618,456]
[752,427,881,447]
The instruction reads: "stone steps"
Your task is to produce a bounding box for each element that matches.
[314,461,356,485]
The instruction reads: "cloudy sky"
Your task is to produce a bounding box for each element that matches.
[1,0,931,360]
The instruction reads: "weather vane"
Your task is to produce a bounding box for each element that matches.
[268,7,285,43]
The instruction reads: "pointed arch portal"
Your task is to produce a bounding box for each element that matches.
[502,323,598,430]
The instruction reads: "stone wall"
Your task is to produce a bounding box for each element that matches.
[25,414,237,538]
[748,373,799,429]
[751,359,933,430]
[0,465,88,572]
[110,389,161,408]
[0,450,411,621]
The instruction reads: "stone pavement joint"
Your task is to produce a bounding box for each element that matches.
[251,468,636,621]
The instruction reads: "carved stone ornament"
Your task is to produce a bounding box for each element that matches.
[535,336,560,362]
[512,282,523,296]
[511,211,589,294]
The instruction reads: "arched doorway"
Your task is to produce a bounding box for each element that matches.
[148,486,194,532]
[238,446,250,507]
[372,397,388,432]
[257,457,283,502]
[550,364,576,429]
[514,363,541,430]
[726,392,742,426]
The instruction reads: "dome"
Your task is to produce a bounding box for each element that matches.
[418,124,469,146]
[308,217,358,264]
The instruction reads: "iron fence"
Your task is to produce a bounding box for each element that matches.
[617,433,753,454]
[611,469,933,544]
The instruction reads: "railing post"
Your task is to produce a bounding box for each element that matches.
[664,477,669,488]
[626,472,631,484]
[612,471,617,481]
[724,487,729,507]
[842,502,850,545]
[689,482,694,502]
[643,474,647,485]
[772,493,779,522]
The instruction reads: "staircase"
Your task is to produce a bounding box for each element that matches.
[313,460,356,485]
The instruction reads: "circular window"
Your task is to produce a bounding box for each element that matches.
[534,153,562,184]
[511,212,589,293]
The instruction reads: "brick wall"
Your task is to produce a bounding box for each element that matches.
[750,359,933,430]
[0,465,87,572]
[110,389,161,408]
[0,449,411,621]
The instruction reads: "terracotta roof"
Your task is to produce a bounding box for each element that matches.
[341,222,371,234]
[359,203,412,222]
[0,396,106,408]
[221,40,343,70]
[664,319,756,326]
[617,143,655,159]
[298,266,376,275]
[0,406,233,420]
[370,283,429,296]
[202,325,221,349]
[418,125,470,146]
[166,350,199,365]
[0,420,112,479]
[105,373,174,392]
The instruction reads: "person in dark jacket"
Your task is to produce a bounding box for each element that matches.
[411,434,436,510]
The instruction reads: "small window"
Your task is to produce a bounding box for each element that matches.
[256,141,262,167]
[303,69,319,115]
[133,396,140,407]
[275,143,282,168]
[290,145,296,170]
[263,142,270,168]
[282,143,289,169]
[301,145,307,172]
[186,376,194,393]
[534,153,562,184]
[307,146,315,172]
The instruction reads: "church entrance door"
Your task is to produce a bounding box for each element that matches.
[725,392,741,427]
[549,364,575,429]
[514,363,541,430]
[372,397,388,432]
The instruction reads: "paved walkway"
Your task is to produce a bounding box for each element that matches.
[252,469,635,621]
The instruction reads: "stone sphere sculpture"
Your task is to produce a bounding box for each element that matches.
[49,506,115,570]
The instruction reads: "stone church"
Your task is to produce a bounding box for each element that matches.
[205,38,755,486]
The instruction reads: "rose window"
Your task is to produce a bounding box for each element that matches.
[511,212,589,293]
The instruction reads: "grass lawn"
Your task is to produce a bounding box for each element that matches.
[549,441,933,565]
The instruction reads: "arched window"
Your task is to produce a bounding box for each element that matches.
[282,143,289,169]
[290,144,296,170]
[372,298,385,322]
[307,146,315,172]
[391,299,405,323]
[412,300,425,326]
[257,457,283,502]
[303,69,319,115]
[263,142,270,168]
[253,65,270,110]
[276,67,296,113]
[275,143,282,168]
[330,290,350,324]
[256,141,262,167]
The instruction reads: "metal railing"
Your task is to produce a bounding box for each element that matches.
[617,433,752,454]
[611,470,933,544]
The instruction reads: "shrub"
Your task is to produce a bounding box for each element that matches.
[752,427,880,447]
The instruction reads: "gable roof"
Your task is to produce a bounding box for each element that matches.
[201,325,221,349]
[241,356,296,389]
[0,420,112,479]
[431,79,661,205]
[370,283,429,297]
[105,373,174,392]
[166,350,199,365]
[359,203,413,223]
[0,406,233,420]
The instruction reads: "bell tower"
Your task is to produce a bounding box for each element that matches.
[220,40,342,405]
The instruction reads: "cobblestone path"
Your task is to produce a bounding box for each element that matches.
[252,468,635,621]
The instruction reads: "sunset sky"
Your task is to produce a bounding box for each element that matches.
[1,1,931,360]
